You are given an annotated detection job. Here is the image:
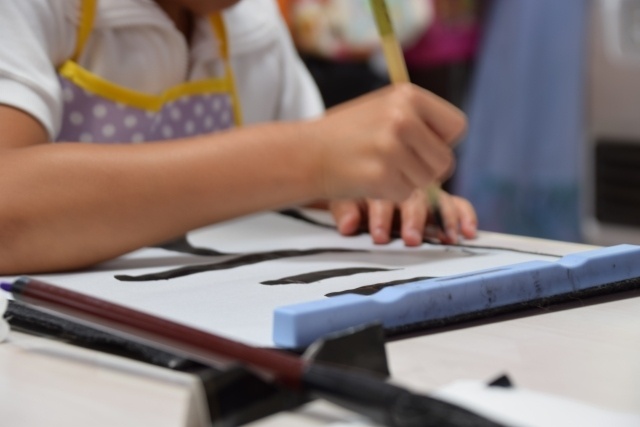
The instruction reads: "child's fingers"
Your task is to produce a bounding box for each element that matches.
[450,195,478,239]
[392,84,467,144]
[433,192,460,244]
[398,116,454,186]
[311,84,466,203]
[329,199,364,236]
[399,189,428,247]
[367,199,395,244]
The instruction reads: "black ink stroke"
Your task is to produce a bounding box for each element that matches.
[115,248,366,282]
[261,267,395,285]
[154,236,231,256]
[325,276,435,297]
[278,209,335,229]
[279,209,562,258]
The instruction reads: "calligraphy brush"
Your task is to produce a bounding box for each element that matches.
[369,0,446,234]
[2,277,503,427]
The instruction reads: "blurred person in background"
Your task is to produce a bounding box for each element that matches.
[404,0,484,109]
[453,0,588,242]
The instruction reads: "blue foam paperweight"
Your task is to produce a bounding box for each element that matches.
[273,245,640,349]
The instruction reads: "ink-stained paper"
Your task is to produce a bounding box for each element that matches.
[1,210,595,347]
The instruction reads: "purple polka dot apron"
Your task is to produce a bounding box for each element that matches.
[56,0,242,144]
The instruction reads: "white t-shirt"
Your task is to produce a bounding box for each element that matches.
[0,0,324,140]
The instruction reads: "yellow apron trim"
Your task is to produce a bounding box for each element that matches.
[62,7,243,122]
[210,15,243,126]
[225,61,243,127]
[210,14,229,60]
[72,0,97,62]
[59,61,234,112]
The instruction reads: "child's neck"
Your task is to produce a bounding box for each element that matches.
[154,0,194,42]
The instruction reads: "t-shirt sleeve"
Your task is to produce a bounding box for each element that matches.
[0,1,73,140]
[271,9,325,121]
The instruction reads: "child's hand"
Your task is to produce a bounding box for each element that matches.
[328,189,477,245]
[307,83,466,203]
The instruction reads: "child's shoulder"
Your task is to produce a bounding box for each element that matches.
[0,0,78,61]
[0,0,77,23]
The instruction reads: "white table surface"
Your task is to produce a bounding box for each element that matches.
[0,331,210,427]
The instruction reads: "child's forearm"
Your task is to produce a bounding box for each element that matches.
[0,122,322,274]
[0,84,466,274]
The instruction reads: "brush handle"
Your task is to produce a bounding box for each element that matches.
[369,0,443,223]
[5,277,502,426]
[426,185,445,232]
[370,0,410,84]
[5,277,305,388]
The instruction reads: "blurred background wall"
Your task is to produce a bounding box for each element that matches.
[583,0,640,245]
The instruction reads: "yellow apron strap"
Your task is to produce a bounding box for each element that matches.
[210,14,230,60]
[210,14,243,126]
[72,0,98,62]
